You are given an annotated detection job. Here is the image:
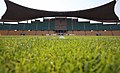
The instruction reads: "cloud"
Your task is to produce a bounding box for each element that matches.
[115,0,120,20]
[0,0,7,19]
[9,0,112,11]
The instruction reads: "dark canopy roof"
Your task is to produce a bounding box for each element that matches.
[0,0,119,22]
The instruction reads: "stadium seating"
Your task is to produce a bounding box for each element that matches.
[37,22,48,30]
[0,23,3,30]
[83,22,96,30]
[0,24,10,30]
[24,23,36,30]
[17,23,25,30]
[0,18,120,36]
[86,24,97,30]
[73,22,85,30]
[67,19,73,30]
[110,24,120,30]
[97,24,110,30]
[49,19,55,30]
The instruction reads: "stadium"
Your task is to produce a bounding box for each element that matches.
[0,0,120,36]
[0,0,120,73]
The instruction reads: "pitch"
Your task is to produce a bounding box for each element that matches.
[0,36,120,73]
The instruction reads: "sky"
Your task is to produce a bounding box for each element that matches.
[0,0,120,20]
[9,0,113,11]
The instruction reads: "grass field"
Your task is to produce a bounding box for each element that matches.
[0,36,120,73]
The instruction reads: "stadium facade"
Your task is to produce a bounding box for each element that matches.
[0,0,120,36]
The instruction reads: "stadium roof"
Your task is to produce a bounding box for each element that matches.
[0,0,119,22]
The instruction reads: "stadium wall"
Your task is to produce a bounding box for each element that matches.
[0,18,120,36]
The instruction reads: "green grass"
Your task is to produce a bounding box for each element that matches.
[0,36,120,73]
